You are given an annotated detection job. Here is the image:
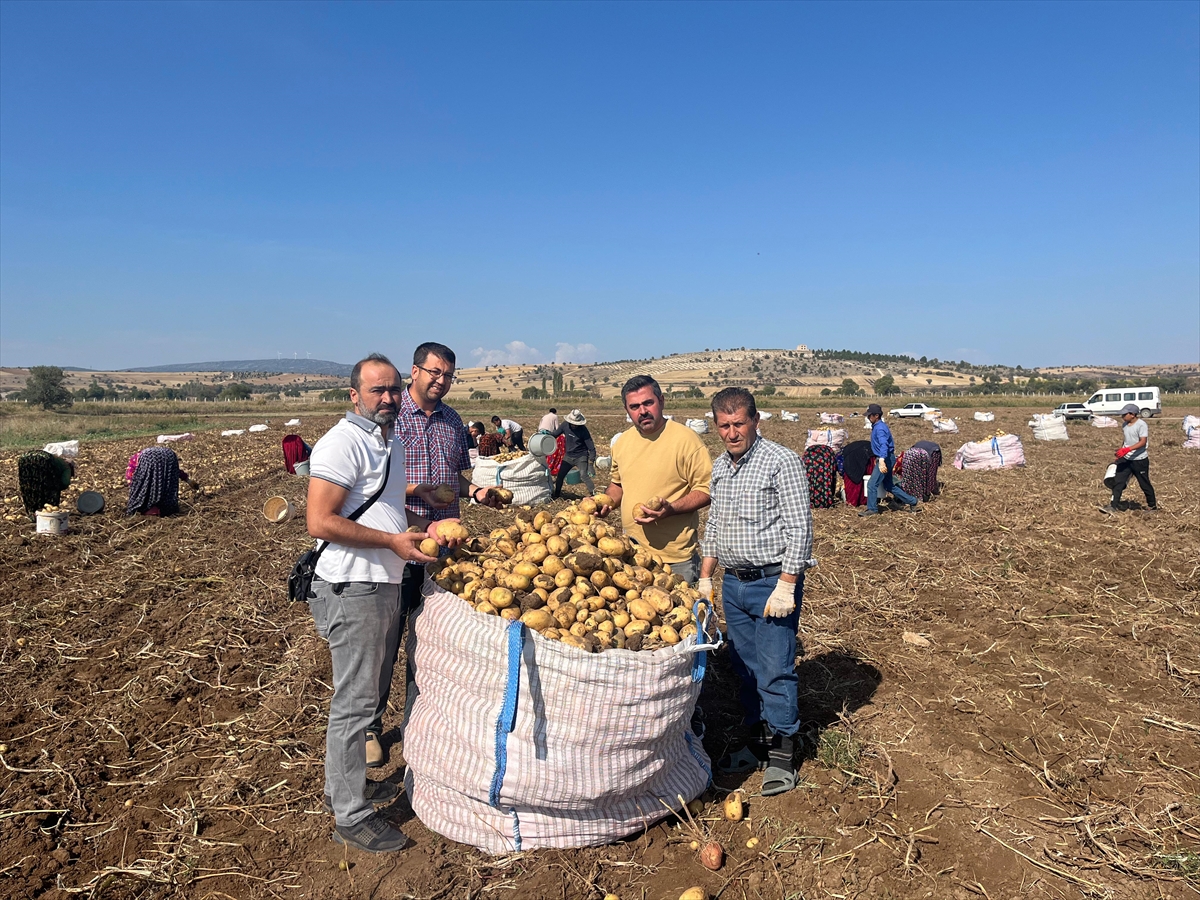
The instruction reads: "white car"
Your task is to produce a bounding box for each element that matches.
[890,402,942,418]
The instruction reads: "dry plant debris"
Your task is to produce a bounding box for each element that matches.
[0,406,1197,899]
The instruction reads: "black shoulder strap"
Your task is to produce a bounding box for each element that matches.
[311,444,393,561]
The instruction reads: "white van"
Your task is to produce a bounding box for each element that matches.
[1083,387,1161,418]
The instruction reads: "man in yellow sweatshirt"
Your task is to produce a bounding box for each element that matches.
[599,375,712,584]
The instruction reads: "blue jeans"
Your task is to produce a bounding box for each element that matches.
[867,453,918,512]
[722,571,804,738]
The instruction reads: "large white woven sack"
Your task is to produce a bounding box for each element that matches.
[1183,415,1200,449]
[42,440,80,459]
[805,428,848,451]
[780,410,799,422]
[819,412,844,425]
[953,434,1026,470]
[1091,416,1118,428]
[1030,416,1069,441]
[932,418,959,434]
[471,453,552,506]
[973,412,995,422]
[685,418,709,434]
[404,585,714,854]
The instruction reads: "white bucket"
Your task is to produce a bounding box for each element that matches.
[263,496,294,523]
[528,432,557,458]
[1103,463,1117,488]
[293,460,310,477]
[36,511,69,535]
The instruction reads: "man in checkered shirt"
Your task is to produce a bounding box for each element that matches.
[368,341,499,767]
[698,387,813,796]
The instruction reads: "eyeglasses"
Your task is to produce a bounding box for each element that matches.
[415,365,456,383]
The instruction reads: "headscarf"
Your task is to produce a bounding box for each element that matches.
[18,450,71,514]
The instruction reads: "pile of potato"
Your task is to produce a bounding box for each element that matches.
[490,450,528,463]
[429,497,705,653]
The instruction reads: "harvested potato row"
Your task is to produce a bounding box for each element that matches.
[429,503,705,653]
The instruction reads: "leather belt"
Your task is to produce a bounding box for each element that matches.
[729,563,783,582]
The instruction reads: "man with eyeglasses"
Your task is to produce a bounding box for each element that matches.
[306,353,465,853]
[372,342,499,768]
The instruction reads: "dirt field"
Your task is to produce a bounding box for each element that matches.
[1,407,1198,900]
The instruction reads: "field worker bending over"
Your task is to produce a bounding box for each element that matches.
[306,352,465,854]
[598,375,711,584]
[1102,403,1157,514]
[491,415,526,451]
[698,388,813,796]
[860,403,920,517]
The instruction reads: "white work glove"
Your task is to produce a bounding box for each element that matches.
[763,579,796,618]
[697,577,713,601]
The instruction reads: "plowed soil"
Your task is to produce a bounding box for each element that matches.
[1,406,1197,900]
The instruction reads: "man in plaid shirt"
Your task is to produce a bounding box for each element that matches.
[368,341,498,766]
[699,387,813,796]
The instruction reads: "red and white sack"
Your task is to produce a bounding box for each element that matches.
[953,434,1026,470]
[1091,416,1119,428]
[403,585,714,853]
[819,412,844,425]
[805,428,848,451]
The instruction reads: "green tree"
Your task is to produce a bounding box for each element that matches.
[470,390,491,400]
[220,382,253,401]
[552,371,564,396]
[872,375,900,396]
[838,378,863,396]
[24,366,74,410]
[756,384,776,396]
[320,388,351,402]
[522,386,549,400]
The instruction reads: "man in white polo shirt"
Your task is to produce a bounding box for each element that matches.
[306,353,464,854]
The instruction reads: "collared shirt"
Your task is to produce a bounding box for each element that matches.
[700,436,812,574]
[396,387,472,520]
[309,411,410,583]
[870,420,895,460]
[497,418,523,435]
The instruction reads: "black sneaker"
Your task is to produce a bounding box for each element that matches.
[858,509,881,517]
[333,811,411,853]
[323,780,401,815]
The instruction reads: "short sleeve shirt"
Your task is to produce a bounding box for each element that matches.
[1122,418,1148,460]
[609,419,712,564]
[309,412,410,584]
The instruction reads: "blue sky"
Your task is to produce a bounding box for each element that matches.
[2,1,1197,371]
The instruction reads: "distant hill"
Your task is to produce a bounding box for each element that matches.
[123,359,352,377]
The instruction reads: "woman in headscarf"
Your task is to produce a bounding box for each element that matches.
[550,409,597,498]
[802,444,837,508]
[18,450,74,515]
[127,446,188,516]
[897,440,942,502]
[473,422,504,457]
[840,439,874,507]
[282,434,311,474]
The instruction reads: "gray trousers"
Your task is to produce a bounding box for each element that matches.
[309,578,402,826]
